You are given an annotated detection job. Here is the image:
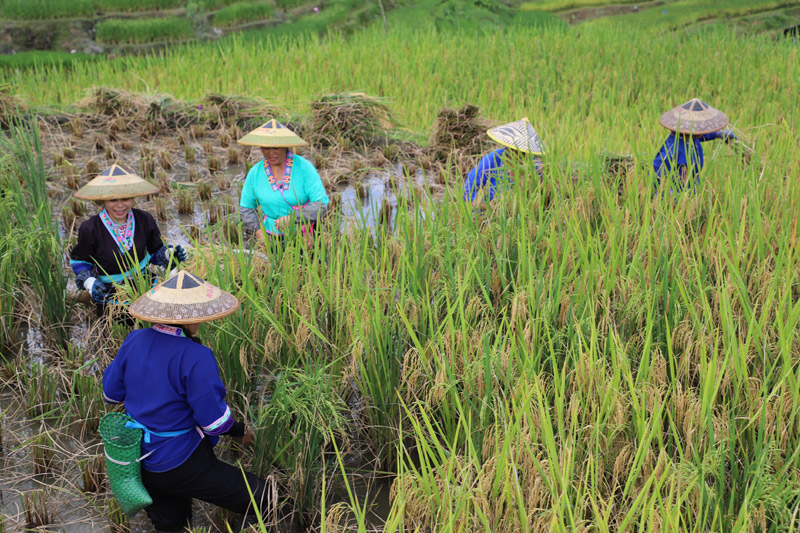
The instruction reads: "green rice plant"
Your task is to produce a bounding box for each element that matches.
[0,51,96,70]
[205,198,220,225]
[155,196,168,221]
[212,2,275,27]
[207,155,222,172]
[227,146,240,165]
[190,124,206,138]
[214,171,230,189]
[1,0,95,19]
[25,362,61,419]
[71,370,103,435]
[199,0,242,9]
[177,188,194,214]
[520,0,639,11]
[30,432,54,474]
[21,491,52,528]
[275,0,313,9]
[0,122,73,351]
[106,497,129,531]
[249,365,348,520]
[96,17,194,45]
[96,0,186,11]
[80,455,105,492]
[0,198,20,349]
[61,204,77,229]
[198,181,212,200]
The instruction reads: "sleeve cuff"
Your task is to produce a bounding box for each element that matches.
[200,406,233,435]
[103,393,123,404]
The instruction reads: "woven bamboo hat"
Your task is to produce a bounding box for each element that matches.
[487,117,545,155]
[237,119,308,148]
[660,98,729,135]
[129,271,240,324]
[74,164,159,201]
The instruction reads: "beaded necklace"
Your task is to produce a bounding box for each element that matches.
[264,152,294,192]
[99,208,135,252]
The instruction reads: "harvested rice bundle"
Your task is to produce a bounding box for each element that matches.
[307,92,396,148]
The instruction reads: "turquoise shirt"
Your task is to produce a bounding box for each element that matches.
[239,154,329,235]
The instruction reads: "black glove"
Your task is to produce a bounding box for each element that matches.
[173,245,188,263]
[86,277,111,304]
[151,244,188,269]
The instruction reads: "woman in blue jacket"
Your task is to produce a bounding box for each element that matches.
[653,98,738,193]
[463,117,545,202]
[103,271,274,531]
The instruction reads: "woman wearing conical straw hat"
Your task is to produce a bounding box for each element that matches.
[102,271,277,531]
[653,98,738,193]
[238,119,329,241]
[463,117,545,202]
[69,164,188,317]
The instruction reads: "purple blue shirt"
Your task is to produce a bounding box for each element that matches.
[653,131,723,192]
[102,327,234,472]
[463,147,544,201]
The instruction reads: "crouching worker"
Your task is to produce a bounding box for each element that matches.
[653,98,738,194]
[102,271,276,532]
[463,117,545,202]
[70,164,188,318]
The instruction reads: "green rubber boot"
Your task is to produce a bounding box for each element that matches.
[99,412,153,516]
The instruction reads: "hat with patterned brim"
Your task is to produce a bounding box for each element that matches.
[129,271,239,324]
[487,117,545,155]
[74,164,159,201]
[660,98,729,135]
[237,119,308,148]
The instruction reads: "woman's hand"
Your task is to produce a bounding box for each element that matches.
[233,427,256,447]
[274,215,292,232]
[255,228,264,241]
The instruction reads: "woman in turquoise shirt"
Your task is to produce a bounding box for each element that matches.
[238,119,329,241]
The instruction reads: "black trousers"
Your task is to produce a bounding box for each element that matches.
[141,438,269,532]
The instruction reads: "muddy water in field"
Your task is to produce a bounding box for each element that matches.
[0,116,431,531]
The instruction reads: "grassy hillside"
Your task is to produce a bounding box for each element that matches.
[521,0,800,34]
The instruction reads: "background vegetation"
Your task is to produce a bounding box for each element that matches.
[95,16,194,44]
[1,4,799,531]
[212,2,276,27]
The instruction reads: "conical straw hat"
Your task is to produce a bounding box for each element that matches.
[237,119,308,148]
[74,164,159,201]
[487,117,545,155]
[129,271,240,324]
[659,98,728,135]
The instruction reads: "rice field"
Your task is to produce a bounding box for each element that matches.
[95,16,194,45]
[0,0,188,20]
[1,18,800,532]
[213,2,277,28]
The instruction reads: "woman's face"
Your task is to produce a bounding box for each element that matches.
[261,147,288,167]
[103,198,134,222]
